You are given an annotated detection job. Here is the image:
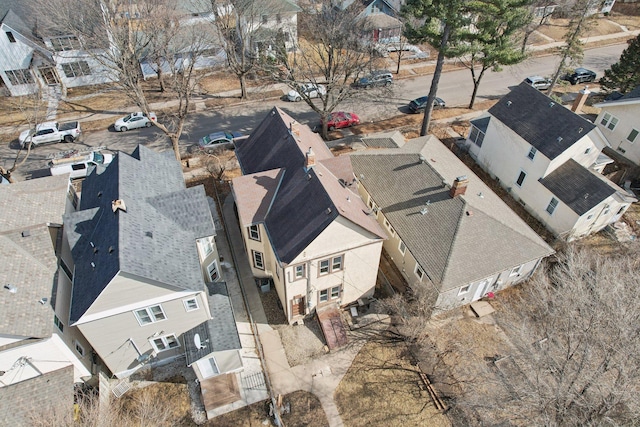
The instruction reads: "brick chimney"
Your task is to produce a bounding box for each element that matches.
[571,86,591,113]
[305,147,315,171]
[450,176,469,198]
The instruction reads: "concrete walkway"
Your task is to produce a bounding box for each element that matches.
[220,193,370,427]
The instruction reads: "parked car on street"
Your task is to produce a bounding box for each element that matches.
[353,70,393,89]
[114,112,157,131]
[561,68,596,85]
[408,96,446,113]
[287,83,326,102]
[49,150,113,179]
[524,76,552,90]
[322,112,360,131]
[19,121,81,148]
[197,130,244,152]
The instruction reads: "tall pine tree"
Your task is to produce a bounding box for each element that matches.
[600,35,640,94]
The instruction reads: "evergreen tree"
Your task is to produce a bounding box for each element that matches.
[600,35,640,94]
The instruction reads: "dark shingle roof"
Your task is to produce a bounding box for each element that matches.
[184,282,241,366]
[0,175,69,339]
[488,82,595,160]
[350,137,553,291]
[66,145,215,323]
[470,116,490,133]
[539,159,617,215]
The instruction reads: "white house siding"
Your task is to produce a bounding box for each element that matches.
[54,50,117,88]
[546,133,605,178]
[77,294,210,378]
[595,105,640,165]
[0,23,39,96]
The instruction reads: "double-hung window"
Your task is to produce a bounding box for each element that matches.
[134,304,166,325]
[319,285,341,303]
[527,147,537,160]
[183,298,199,312]
[199,237,214,257]
[294,264,306,280]
[600,112,618,131]
[249,225,260,241]
[150,334,180,352]
[252,250,264,270]
[546,197,559,215]
[318,255,344,276]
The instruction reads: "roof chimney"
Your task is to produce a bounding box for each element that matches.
[305,147,315,171]
[571,86,591,113]
[450,175,469,198]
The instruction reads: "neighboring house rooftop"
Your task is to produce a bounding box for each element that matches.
[362,12,402,30]
[539,159,621,215]
[594,85,640,107]
[360,130,406,148]
[0,175,69,340]
[234,107,385,265]
[488,82,596,160]
[184,282,241,366]
[65,145,215,324]
[351,136,554,291]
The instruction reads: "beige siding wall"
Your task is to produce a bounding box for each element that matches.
[196,235,222,282]
[78,293,209,377]
[595,105,640,165]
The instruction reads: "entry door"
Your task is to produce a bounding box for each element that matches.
[39,67,59,85]
[473,279,489,301]
[291,295,305,317]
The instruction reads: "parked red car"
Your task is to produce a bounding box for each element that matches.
[323,112,360,131]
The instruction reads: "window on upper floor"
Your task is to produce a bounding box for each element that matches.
[584,147,592,154]
[207,260,219,281]
[134,304,166,326]
[469,126,485,147]
[252,250,264,270]
[510,265,523,277]
[6,31,16,42]
[318,255,344,276]
[54,315,64,333]
[199,237,214,258]
[627,129,639,144]
[150,334,179,353]
[249,225,260,241]
[458,284,470,295]
[294,264,306,280]
[183,298,199,312]
[516,170,527,187]
[74,340,85,357]
[600,112,618,131]
[546,197,559,215]
[527,147,537,160]
[50,35,81,51]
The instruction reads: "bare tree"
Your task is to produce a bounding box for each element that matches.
[269,0,375,139]
[520,0,561,53]
[34,0,218,160]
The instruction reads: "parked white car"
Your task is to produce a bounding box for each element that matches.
[114,112,157,131]
[287,83,326,102]
[49,151,113,179]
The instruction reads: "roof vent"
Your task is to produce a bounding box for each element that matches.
[326,207,332,214]
[145,231,153,238]
[112,199,127,213]
[466,210,474,216]
[420,207,429,215]
[98,191,103,198]
[108,246,115,253]
[549,102,555,108]
[347,196,351,202]
[418,154,426,163]
[360,174,365,180]
[39,297,48,305]
[21,230,30,238]
[4,284,17,293]
[478,192,484,198]
[91,262,96,268]
[557,136,563,142]
[506,101,512,106]
[578,127,583,133]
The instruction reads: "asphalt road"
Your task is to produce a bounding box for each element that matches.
[2,44,626,181]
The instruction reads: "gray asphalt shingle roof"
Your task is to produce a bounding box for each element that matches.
[0,175,69,339]
[488,82,595,160]
[65,145,215,324]
[351,137,554,291]
[539,159,618,215]
[470,116,490,133]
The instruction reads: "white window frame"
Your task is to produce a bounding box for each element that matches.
[546,197,559,215]
[332,255,343,271]
[627,128,639,144]
[294,264,306,280]
[469,126,485,147]
[61,61,92,78]
[399,241,406,255]
[319,259,330,275]
[319,289,329,303]
[183,298,199,312]
[527,147,537,160]
[600,112,619,131]
[134,304,167,326]
[6,69,34,85]
[50,35,81,51]
[415,265,425,281]
[252,250,264,270]
[515,170,527,187]
[207,260,219,281]
[199,237,214,258]
[150,334,180,353]
[510,265,523,277]
[54,315,64,333]
[74,340,85,357]
[458,284,471,295]
[318,285,341,303]
[249,225,260,241]
[318,255,344,276]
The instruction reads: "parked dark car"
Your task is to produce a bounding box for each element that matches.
[408,96,446,113]
[353,70,393,88]
[562,68,596,85]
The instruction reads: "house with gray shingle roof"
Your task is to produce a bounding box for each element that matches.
[465,82,636,240]
[594,86,640,166]
[350,135,554,313]
[0,175,90,426]
[233,107,386,324]
[61,145,241,379]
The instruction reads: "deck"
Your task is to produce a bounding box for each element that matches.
[200,373,241,411]
[317,305,348,350]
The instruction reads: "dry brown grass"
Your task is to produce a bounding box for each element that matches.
[335,341,450,427]
[119,382,193,426]
[536,16,628,41]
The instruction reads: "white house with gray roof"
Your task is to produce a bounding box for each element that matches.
[466,82,636,240]
[60,145,240,379]
[0,175,90,426]
[594,86,640,166]
[350,135,554,313]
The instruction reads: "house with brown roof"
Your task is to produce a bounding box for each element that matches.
[232,107,386,324]
[465,82,636,240]
[350,135,555,314]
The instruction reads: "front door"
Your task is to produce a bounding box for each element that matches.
[291,295,305,318]
[38,67,59,85]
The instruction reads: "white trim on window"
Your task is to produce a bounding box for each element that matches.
[252,250,264,270]
[249,225,260,241]
[627,128,639,144]
[207,260,219,281]
[74,340,85,357]
[399,241,406,255]
[54,315,64,333]
[510,265,523,277]
[515,170,527,187]
[134,304,167,326]
[527,147,537,160]
[319,285,341,303]
[150,334,180,353]
[183,297,199,312]
[600,112,619,131]
[199,237,214,258]
[546,197,559,215]
[318,255,344,276]
[294,264,306,280]
[458,284,471,295]
[415,265,425,281]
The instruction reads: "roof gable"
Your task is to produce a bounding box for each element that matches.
[488,82,595,159]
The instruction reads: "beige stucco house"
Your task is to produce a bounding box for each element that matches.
[594,86,640,166]
[61,145,241,379]
[232,107,386,324]
[350,135,554,314]
[466,82,636,240]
